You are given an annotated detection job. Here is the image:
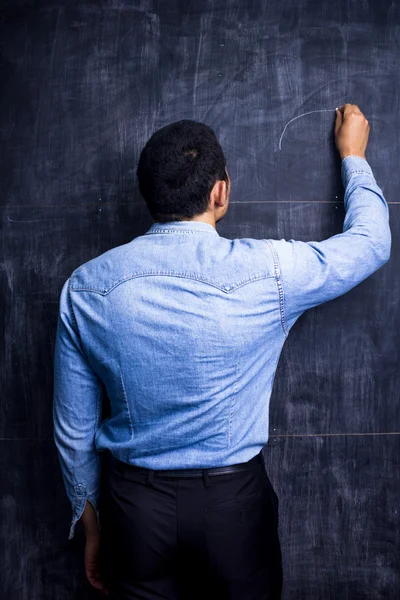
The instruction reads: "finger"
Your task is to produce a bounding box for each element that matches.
[335,108,343,133]
[87,572,109,594]
[350,103,362,114]
[342,103,354,116]
[343,103,363,117]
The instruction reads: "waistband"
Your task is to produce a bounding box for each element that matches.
[107,449,265,478]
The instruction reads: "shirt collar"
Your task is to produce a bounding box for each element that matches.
[145,220,219,236]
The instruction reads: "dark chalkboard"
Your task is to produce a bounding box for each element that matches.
[1,1,399,598]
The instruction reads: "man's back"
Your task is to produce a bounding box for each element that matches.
[57,153,390,481]
[66,221,285,469]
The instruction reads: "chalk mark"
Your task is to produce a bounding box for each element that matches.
[193,24,204,109]
[279,109,337,150]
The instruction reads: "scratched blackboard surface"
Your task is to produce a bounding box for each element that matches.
[1,1,399,598]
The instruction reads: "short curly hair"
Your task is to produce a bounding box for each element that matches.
[136,120,228,222]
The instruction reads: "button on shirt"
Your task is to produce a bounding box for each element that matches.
[53,156,391,539]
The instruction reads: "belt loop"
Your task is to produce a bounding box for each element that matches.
[202,469,211,488]
[147,469,155,488]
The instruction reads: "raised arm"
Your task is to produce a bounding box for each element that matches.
[265,104,391,334]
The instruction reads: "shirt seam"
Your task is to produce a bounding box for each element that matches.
[228,356,239,449]
[346,169,370,175]
[345,170,374,181]
[67,278,79,332]
[119,366,134,441]
[70,271,275,295]
[67,278,92,361]
[144,230,218,235]
[262,240,288,338]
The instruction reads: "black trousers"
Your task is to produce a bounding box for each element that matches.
[99,449,283,600]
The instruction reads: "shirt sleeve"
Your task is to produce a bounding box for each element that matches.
[53,277,104,540]
[264,155,391,335]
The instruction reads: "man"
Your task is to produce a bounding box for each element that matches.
[53,104,391,599]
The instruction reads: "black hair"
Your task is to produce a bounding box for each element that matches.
[136,119,228,222]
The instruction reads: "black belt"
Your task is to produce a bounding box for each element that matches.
[108,449,265,478]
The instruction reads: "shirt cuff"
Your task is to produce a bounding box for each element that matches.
[341,155,375,187]
[68,484,101,540]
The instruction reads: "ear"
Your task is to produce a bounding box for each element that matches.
[210,179,226,206]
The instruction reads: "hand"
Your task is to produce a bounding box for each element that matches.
[80,501,109,595]
[335,103,370,160]
[84,531,110,595]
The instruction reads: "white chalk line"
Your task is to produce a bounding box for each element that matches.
[279,109,337,150]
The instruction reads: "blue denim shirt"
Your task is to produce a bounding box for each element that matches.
[53,156,391,539]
